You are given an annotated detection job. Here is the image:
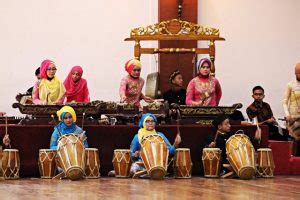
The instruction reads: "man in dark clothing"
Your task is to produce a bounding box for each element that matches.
[163,70,186,106]
[247,86,289,140]
[207,114,233,164]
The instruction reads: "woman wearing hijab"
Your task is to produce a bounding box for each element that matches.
[119,59,153,108]
[32,59,66,105]
[130,113,181,174]
[50,106,88,149]
[64,66,90,103]
[186,58,222,106]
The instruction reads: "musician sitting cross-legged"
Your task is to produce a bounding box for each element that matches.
[49,106,88,180]
[130,113,181,178]
[206,114,260,178]
[50,106,88,149]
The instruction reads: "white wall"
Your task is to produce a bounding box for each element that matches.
[199,0,300,121]
[0,0,158,116]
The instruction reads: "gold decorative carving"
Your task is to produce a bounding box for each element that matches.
[130,19,219,37]
[179,105,237,116]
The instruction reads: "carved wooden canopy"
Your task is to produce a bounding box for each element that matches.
[125,19,225,76]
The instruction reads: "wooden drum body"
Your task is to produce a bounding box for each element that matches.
[57,134,86,180]
[174,148,192,178]
[257,148,275,178]
[202,148,222,178]
[112,149,132,178]
[38,149,57,179]
[226,134,256,179]
[85,148,100,178]
[1,149,20,179]
[141,134,169,180]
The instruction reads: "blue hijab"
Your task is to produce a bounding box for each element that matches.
[55,112,77,134]
[138,113,157,128]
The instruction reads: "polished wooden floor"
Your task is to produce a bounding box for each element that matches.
[0,176,299,200]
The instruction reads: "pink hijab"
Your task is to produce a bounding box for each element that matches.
[40,59,54,79]
[64,66,90,102]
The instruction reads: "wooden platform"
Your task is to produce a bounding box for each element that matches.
[0,176,299,199]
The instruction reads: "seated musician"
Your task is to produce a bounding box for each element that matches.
[163,70,186,105]
[32,59,66,105]
[130,113,181,175]
[119,59,153,108]
[206,114,260,174]
[0,134,11,149]
[247,86,288,140]
[206,115,232,167]
[64,66,90,103]
[50,106,88,149]
[186,58,222,106]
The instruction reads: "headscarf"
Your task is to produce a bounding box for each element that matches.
[40,59,54,79]
[63,66,90,102]
[55,106,77,134]
[197,58,212,76]
[295,63,300,74]
[125,59,142,75]
[169,70,181,82]
[137,113,158,143]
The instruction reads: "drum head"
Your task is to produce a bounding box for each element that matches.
[85,148,98,151]
[257,148,272,152]
[67,167,84,181]
[149,167,166,180]
[203,148,220,151]
[176,148,190,151]
[3,149,18,152]
[239,167,255,180]
[114,149,131,152]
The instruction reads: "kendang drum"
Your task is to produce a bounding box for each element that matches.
[85,148,100,178]
[1,149,20,179]
[57,134,86,180]
[202,148,222,178]
[140,134,169,180]
[173,148,192,178]
[226,133,256,179]
[256,148,275,178]
[112,149,132,178]
[38,149,57,179]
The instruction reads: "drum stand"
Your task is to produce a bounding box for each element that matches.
[52,172,65,180]
[221,164,236,179]
[132,170,147,179]
[132,161,147,179]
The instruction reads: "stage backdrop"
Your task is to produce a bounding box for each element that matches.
[1,0,300,124]
[198,0,300,124]
[0,0,158,116]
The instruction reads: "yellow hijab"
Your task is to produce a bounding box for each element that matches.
[39,76,66,104]
[137,115,158,143]
[57,106,77,122]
